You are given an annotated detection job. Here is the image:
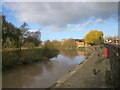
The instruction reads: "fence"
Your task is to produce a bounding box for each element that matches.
[104,44,120,88]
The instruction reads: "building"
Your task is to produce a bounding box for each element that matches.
[104,38,119,44]
[74,39,85,47]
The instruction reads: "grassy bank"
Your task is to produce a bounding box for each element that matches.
[2,47,59,71]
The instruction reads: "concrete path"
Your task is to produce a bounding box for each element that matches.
[53,47,109,88]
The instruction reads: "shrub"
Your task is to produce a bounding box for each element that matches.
[23,42,35,49]
[2,47,59,70]
[2,50,18,70]
[43,47,59,58]
[3,38,16,49]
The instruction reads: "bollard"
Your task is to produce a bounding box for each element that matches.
[105,48,108,58]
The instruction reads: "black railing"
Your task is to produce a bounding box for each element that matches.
[104,44,120,88]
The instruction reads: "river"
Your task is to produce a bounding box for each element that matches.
[3,49,91,88]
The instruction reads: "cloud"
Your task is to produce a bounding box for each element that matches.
[46,25,64,32]
[83,18,105,27]
[83,22,92,27]
[95,19,105,24]
[28,29,39,32]
[67,28,83,31]
[3,2,118,31]
[66,24,83,31]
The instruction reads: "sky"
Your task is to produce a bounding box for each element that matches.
[1,0,119,41]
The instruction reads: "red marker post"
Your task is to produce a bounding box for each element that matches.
[105,48,108,58]
[111,43,117,45]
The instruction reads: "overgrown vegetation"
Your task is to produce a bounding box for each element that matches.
[61,38,76,50]
[2,48,59,70]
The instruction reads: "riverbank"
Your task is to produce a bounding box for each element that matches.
[52,46,110,88]
[2,47,59,71]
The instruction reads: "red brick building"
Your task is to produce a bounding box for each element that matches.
[75,39,85,47]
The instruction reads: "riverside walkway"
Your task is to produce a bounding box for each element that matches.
[53,46,110,88]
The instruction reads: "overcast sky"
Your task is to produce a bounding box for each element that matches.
[2,1,118,41]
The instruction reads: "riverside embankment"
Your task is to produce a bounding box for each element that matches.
[52,46,110,88]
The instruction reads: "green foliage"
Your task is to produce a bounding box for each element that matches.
[2,47,59,70]
[2,15,58,70]
[20,49,36,64]
[2,50,18,70]
[43,47,59,58]
[2,15,22,48]
[19,22,28,33]
[51,40,61,50]
[2,15,41,49]
[43,40,59,58]
[44,40,54,49]
[85,30,104,45]
[24,30,41,46]
[3,38,16,49]
[23,42,35,49]
[61,38,76,50]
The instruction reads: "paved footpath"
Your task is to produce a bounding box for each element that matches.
[53,47,109,88]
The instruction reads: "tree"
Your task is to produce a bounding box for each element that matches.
[61,38,76,50]
[51,40,61,50]
[23,42,35,49]
[43,40,59,58]
[24,30,41,46]
[19,22,28,34]
[2,15,22,48]
[3,37,16,49]
[85,30,104,45]
[44,40,54,49]
[2,15,41,49]
[19,22,29,49]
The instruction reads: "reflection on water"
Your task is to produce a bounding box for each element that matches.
[3,49,88,88]
[60,49,77,59]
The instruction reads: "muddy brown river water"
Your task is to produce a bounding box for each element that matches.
[3,50,88,88]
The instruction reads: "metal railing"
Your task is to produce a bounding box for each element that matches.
[104,44,120,88]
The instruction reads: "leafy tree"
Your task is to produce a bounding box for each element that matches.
[3,37,16,49]
[85,30,104,45]
[44,40,54,49]
[43,40,59,58]
[24,30,41,46]
[2,15,41,49]
[61,38,76,50]
[19,22,29,49]
[19,22,28,34]
[23,42,35,49]
[2,15,22,48]
[51,40,61,50]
